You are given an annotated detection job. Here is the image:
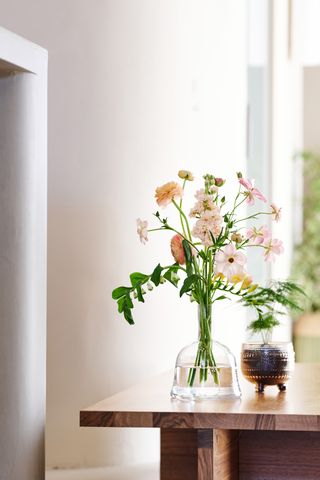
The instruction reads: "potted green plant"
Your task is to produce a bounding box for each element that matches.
[240,281,304,392]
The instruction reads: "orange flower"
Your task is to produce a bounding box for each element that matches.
[155,181,183,207]
[170,234,186,265]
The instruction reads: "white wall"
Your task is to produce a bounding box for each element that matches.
[0,30,47,480]
[0,0,247,469]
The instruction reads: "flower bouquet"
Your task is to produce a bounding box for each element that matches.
[112,171,303,399]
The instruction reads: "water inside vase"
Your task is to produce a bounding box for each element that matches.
[171,363,241,399]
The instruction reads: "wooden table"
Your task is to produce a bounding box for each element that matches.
[80,363,320,479]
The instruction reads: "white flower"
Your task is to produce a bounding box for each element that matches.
[215,243,247,280]
[136,218,148,244]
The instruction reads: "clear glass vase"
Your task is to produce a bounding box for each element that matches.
[171,304,241,400]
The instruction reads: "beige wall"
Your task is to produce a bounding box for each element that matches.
[0,0,247,469]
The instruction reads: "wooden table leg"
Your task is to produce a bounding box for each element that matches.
[160,429,239,480]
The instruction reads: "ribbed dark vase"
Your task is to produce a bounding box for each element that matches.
[241,342,295,392]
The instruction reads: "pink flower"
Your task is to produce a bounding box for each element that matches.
[270,203,282,222]
[215,243,247,280]
[189,189,220,218]
[239,178,267,205]
[192,210,223,246]
[246,225,270,245]
[170,234,186,265]
[263,238,284,262]
[155,181,183,207]
[136,218,148,244]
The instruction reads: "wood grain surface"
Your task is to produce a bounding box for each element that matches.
[80,363,320,432]
[239,430,320,479]
[160,429,238,480]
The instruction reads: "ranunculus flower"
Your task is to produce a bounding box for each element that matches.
[246,225,270,245]
[270,203,282,222]
[178,170,194,181]
[215,243,247,280]
[239,178,267,205]
[263,238,284,262]
[136,218,148,244]
[155,181,183,207]
[170,234,186,265]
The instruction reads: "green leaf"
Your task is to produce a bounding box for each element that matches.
[117,296,126,313]
[164,267,180,287]
[198,250,206,261]
[130,272,149,287]
[112,286,131,300]
[117,294,133,313]
[124,305,134,325]
[136,285,145,303]
[180,274,200,297]
[214,295,228,301]
[209,231,216,245]
[182,240,194,276]
[182,239,192,263]
[151,264,163,286]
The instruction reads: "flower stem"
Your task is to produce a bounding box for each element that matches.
[172,199,193,241]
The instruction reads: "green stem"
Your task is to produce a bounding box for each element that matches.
[235,211,272,224]
[148,226,200,253]
[172,199,193,241]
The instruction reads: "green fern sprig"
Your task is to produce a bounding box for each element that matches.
[240,281,305,337]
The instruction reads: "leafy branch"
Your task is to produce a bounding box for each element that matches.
[112,263,181,325]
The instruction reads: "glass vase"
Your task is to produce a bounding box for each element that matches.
[171,304,241,400]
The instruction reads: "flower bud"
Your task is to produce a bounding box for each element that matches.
[231,232,243,243]
[236,171,243,179]
[178,170,194,181]
[214,177,225,187]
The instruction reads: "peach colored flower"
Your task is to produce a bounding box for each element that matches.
[270,203,282,222]
[239,178,267,205]
[136,218,148,244]
[155,181,183,207]
[170,234,186,265]
[263,238,284,262]
[178,170,194,181]
[215,243,247,280]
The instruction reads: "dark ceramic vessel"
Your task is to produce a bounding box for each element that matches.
[241,342,295,392]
